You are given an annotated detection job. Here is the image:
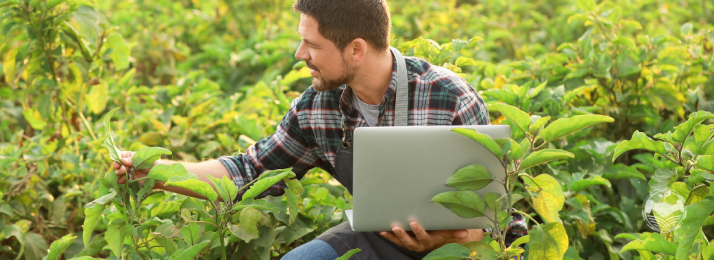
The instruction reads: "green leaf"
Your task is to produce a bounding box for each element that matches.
[510,235,530,247]
[445,164,495,191]
[621,232,677,255]
[451,128,503,160]
[613,131,667,162]
[104,223,127,257]
[484,192,503,211]
[689,125,714,155]
[24,108,48,131]
[71,5,102,43]
[541,115,613,143]
[703,242,714,260]
[498,193,525,207]
[430,191,486,218]
[45,235,76,260]
[102,107,122,163]
[229,224,258,242]
[285,189,300,225]
[233,198,279,212]
[242,169,293,200]
[523,174,564,223]
[86,83,107,114]
[423,243,471,260]
[694,155,714,171]
[570,176,611,192]
[132,147,171,170]
[146,163,194,182]
[25,232,48,260]
[168,240,210,260]
[83,202,108,247]
[463,241,500,259]
[490,103,531,134]
[520,149,574,170]
[165,178,218,202]
[336,248,363,260]
[179,222,201,246]
[496,138,523,160]
[86,188,116,208]
[105,33,131,70]
[672,111,714,143]
[206,175,238,202]
[649,168,676,192]
[528,222,568,259]
[675,198,714,260]
[576,0,597,11]
[529,116,551,135]
[155,238,178,256]
[240,206,262,236]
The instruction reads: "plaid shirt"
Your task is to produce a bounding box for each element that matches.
[218,53,528,247]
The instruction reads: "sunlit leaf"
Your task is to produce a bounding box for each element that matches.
[165,178,218,202]
[242,169,293,200]
[694,155,714,171]
[489,103,531,134]
[146,164,195,182]
[570,176,611,192]
[613,131,668,162]
[45,234,76,260]
[451,128,503,160]
[520,149,574,170]
[336,248,362,260]
[523,174,564,223]
[239,206,262,236]
[528,222,568,259]
[621,232,677,255]
[541,115,613,143]
[132,147,171,170]
[672,111,714,143]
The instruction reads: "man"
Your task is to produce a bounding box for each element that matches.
[113,0,527,259]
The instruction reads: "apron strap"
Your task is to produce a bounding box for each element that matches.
[390,47,409,127]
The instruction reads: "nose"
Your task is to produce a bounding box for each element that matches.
[295,41,310,60]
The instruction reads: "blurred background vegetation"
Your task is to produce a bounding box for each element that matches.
[1,0,713,259]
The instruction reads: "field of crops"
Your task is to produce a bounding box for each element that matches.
[1,0,713,259]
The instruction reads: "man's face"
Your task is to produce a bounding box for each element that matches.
[295,14,356,91]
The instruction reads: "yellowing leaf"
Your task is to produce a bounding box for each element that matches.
[87,83,108,114]
[3,48,18,85]
[528,222,568,259]
[523,174,564,223]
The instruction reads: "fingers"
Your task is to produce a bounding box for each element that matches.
[118,175,126,184]
[451,229,469,239]
[410,222,432,248]
[391,225,424,252]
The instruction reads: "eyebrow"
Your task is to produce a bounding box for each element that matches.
[302,38,319,47]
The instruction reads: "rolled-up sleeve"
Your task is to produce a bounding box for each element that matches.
[218,96,320,200]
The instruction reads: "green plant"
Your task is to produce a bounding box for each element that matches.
[423,103,613,259]
[612,111,714,260]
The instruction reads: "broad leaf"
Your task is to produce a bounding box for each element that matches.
[520,149,574,170]
[462,241,500,259]
[146,163,195,182]
[105,33,131,70]
[672,111,714,143]
[688,125,714,155]
[132,147,171,170]
[541,115,613,143]
[484,192,503,211]
[445,164,494,191]
[570,176,611,192]
[336,248,363,260]
[675,198,714,260]
[528,222,568,259]
[168,240,211,260]
[621,232,677,255]
[233,198,279,212]
[423,243,470,260]
[104,223,128,257]
[242,169,293,200]
[612,131,667,162]
[45,234,76,260]
[83,205,104,247]
[510,235,530,247]
[165,178,218,202]
[240,206,262,236]
[101,107,122,162]
[179,223,201,246]
[451,128,503,160]
[431,191,486,218]
[207,175,238,202]
[694,155,714,171]
[489,103,531,134]
[523,174,564,223]
[649,168,676,192]
[229,224,258,242]
[285,189,300,225]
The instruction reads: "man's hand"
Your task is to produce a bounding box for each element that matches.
[112,151,160,189]
[380,222,482,252]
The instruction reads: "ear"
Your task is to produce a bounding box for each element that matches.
[346,38,368,62]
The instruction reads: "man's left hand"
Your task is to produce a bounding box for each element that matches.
[379,222,480,252]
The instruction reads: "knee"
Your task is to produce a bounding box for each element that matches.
[282,239,338,260]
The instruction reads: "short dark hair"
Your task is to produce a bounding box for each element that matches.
[294,0,391,52]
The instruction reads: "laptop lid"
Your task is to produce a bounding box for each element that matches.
[349,125,511,232]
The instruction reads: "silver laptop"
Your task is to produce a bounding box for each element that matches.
[345,125,510,232]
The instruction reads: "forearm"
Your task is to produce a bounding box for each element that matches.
[152,159,232,202]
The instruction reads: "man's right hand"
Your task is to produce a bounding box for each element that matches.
[112,151,158,188]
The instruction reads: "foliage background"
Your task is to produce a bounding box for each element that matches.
[1,0,713,259]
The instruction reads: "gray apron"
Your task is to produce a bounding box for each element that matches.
[316,47,430,260]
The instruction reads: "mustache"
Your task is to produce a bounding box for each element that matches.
[304,61,319,71]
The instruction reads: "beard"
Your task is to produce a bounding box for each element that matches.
[306,57,357,92]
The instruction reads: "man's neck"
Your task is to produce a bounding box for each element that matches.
[349,49,394,105]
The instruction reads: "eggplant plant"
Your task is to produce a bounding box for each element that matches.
[424,103,614,260]
[612,111,714,260]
